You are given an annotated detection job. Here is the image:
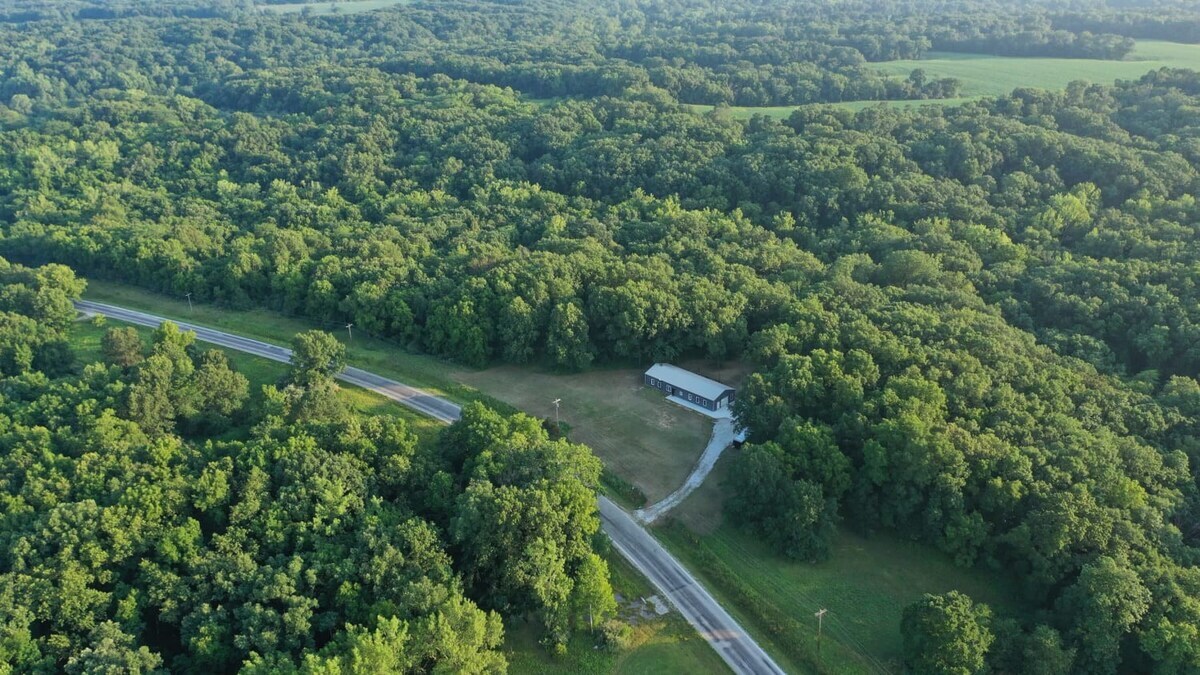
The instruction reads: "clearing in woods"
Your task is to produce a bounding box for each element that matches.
[456,363,751,505]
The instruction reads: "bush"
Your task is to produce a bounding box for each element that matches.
[599,619,633,652]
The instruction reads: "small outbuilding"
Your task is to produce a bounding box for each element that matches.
[643,363,736,413]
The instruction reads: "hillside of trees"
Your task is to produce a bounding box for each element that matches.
[1,0,1200,673]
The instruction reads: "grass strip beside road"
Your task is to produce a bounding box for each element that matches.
[83,280,513,414]
[657,521,875,675]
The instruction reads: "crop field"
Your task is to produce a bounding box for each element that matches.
[257,0,411,15]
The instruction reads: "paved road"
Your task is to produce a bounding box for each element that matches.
[637,417,737,524]
[76,299,786,675]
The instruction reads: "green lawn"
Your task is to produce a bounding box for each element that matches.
[257,0,412,15]
[658,450,1029,674]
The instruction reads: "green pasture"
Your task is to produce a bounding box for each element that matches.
[682,39,1200,116]
[871,39,1200,98]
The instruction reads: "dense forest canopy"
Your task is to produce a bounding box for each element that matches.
[1,0,1200,673]
[0,257,617,672]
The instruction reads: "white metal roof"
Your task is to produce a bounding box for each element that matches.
[644,363,734,401]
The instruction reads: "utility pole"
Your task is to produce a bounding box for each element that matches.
[552,398,561,425]
[185,292,193,313]
[814,608,827,659]
[345,323,354,341]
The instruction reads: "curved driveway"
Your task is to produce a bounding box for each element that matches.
[75,299,786,675]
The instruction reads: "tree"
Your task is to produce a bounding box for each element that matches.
[447,405,609,645]
[546,300,593,370]
[726,442,837,560]
[569,552,617,632]
[901,591,993,675]
[187,350,250,433]
[102,326,144,367]
[499,296,537,363]
[1056,556,1152,675]
[125,354,178,437]
[289,330,346,385]
[65,621,163,674]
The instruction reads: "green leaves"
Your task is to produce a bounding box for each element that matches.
[445,403,609,646]
[901,591,994,675]
[289,331,347,386]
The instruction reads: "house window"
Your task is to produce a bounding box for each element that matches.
[649,377,657,386]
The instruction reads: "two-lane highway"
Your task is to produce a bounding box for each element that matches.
[75,299,786,675]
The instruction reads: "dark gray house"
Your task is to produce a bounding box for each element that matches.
[643,363,736,412]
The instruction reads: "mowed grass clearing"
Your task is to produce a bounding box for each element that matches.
[257,0,411,15]
[659,449,1030,674]
[457,363,750,504]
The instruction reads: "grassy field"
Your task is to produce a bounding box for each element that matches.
[872,40,1200,98]
[684,39,1200,117]
[459,364,747,503]
[81,280,729,507]
[257,0,411,15]
[657,450,1029,674]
